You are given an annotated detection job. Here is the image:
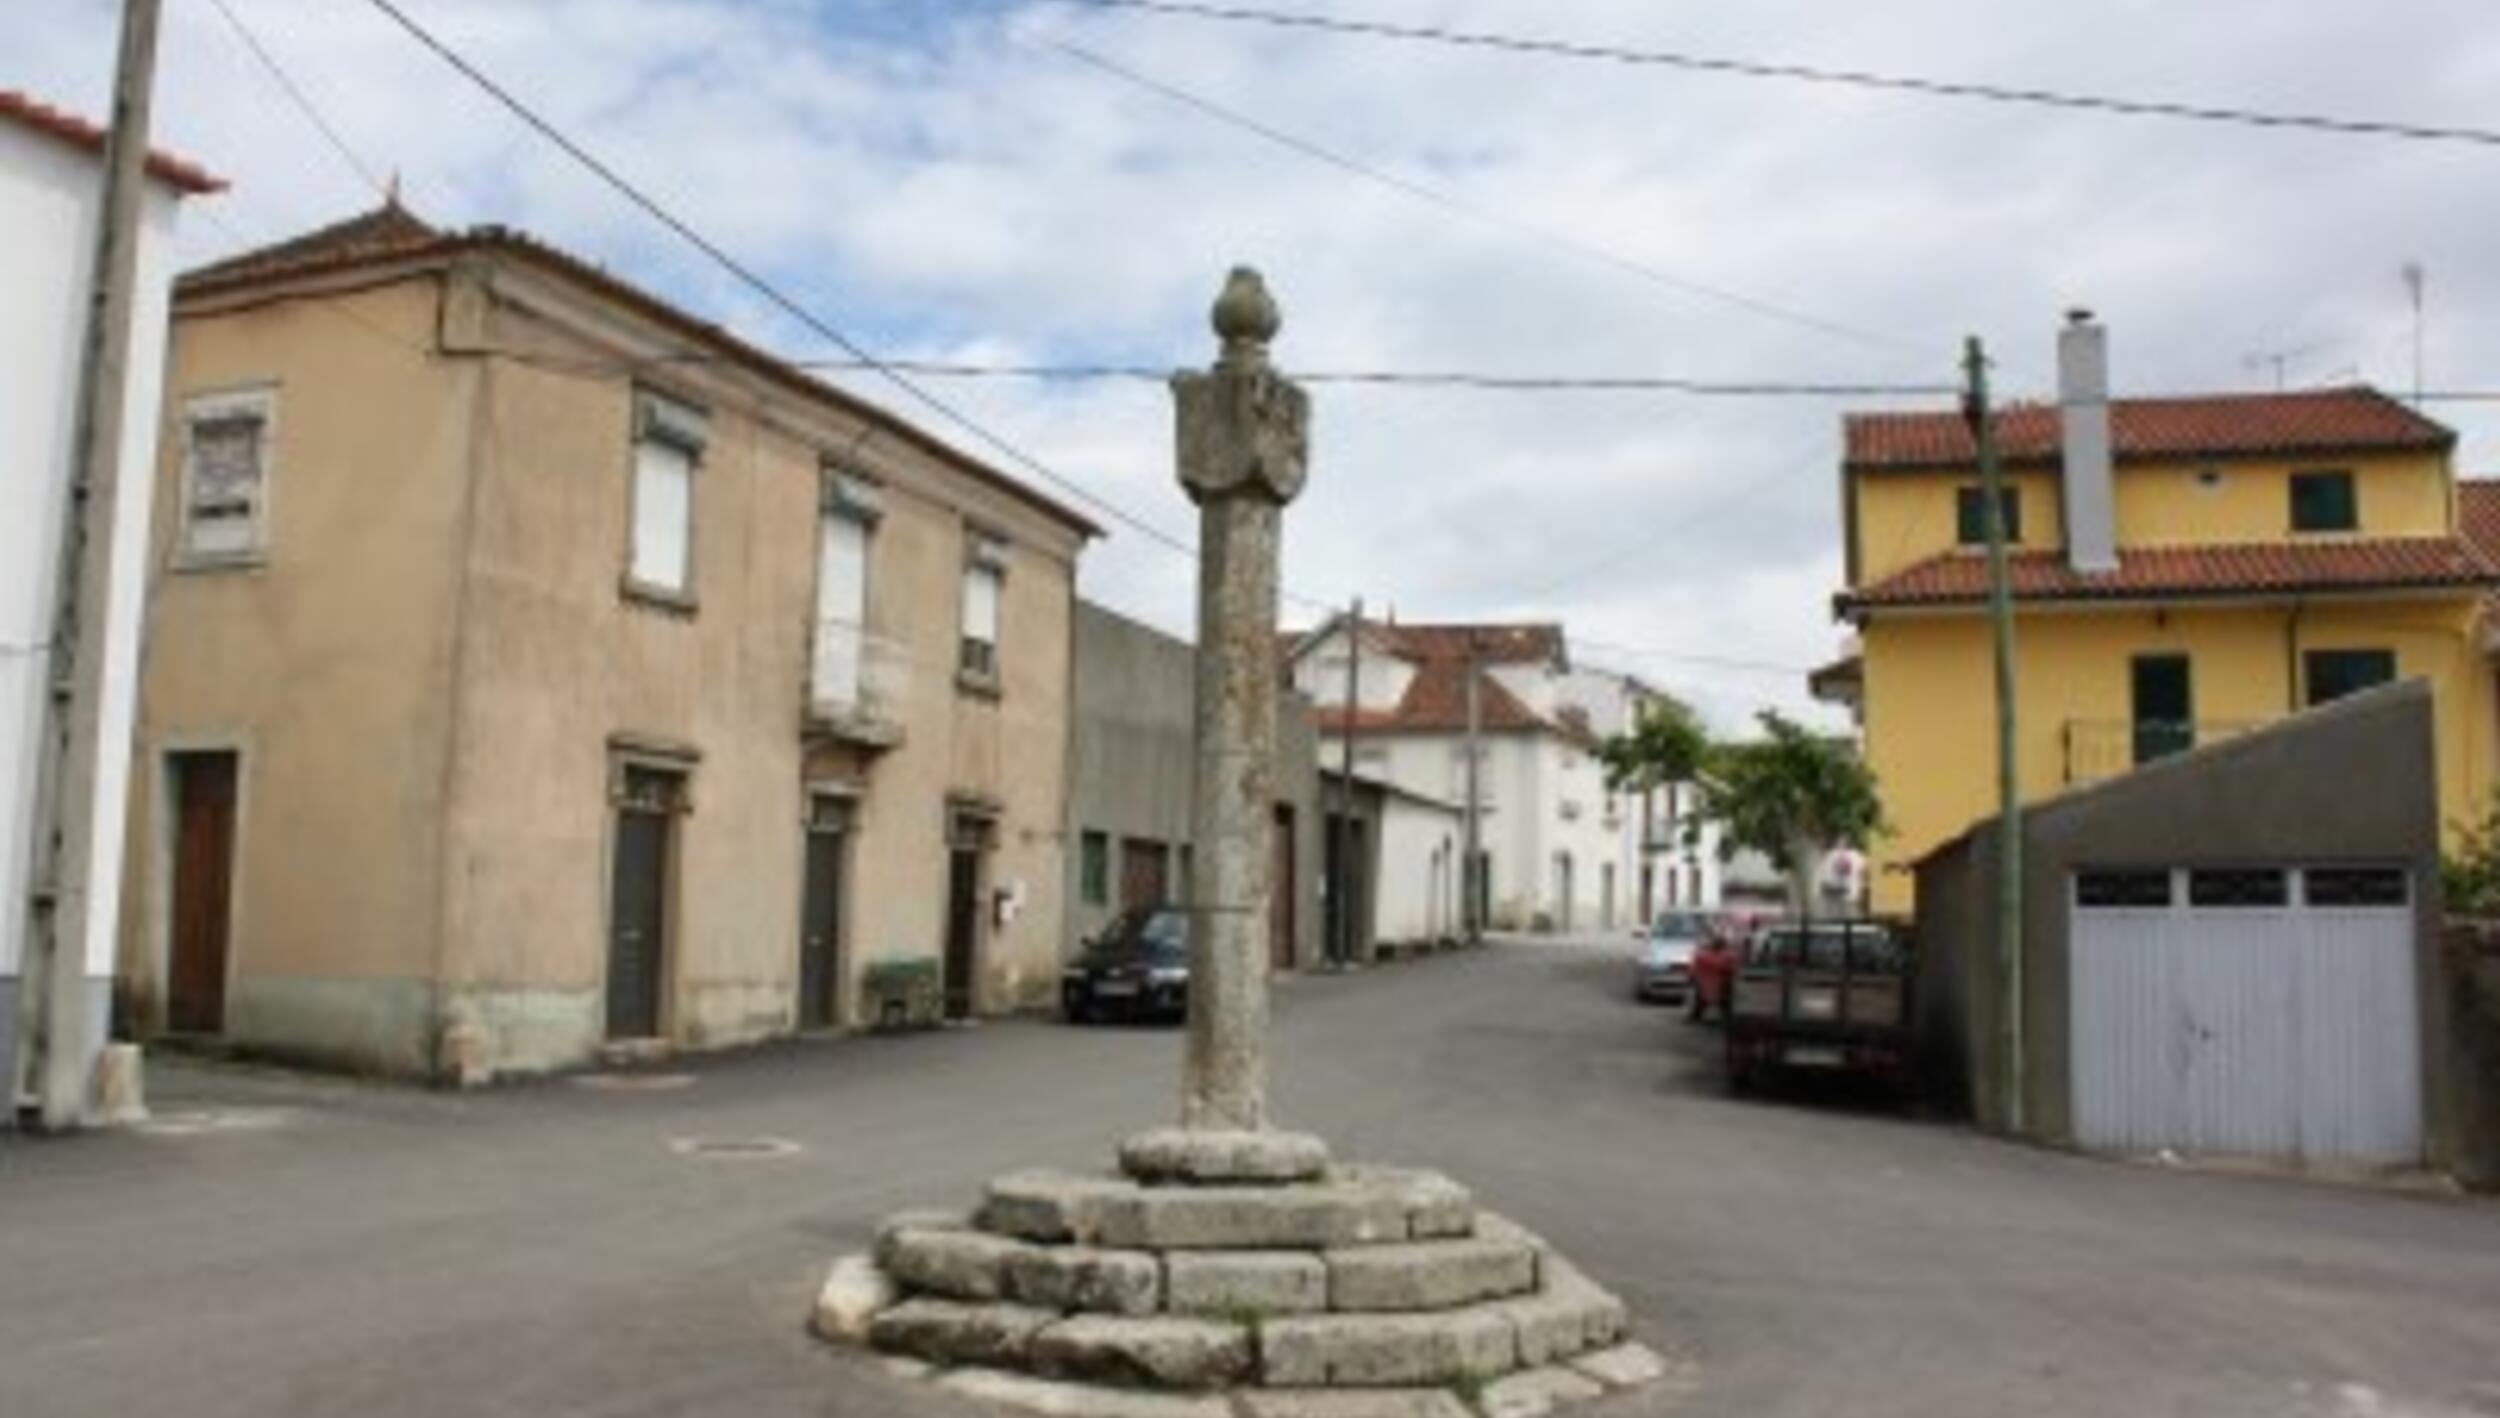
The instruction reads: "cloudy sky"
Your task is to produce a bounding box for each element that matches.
[17,0,2500,729]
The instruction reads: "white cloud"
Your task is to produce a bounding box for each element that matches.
[17,0,2500,735]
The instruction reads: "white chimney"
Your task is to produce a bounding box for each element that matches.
[2058,310,2117,572]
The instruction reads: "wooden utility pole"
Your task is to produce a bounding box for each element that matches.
[1332,598,1362,967]
[1462,632,1483,945]
[1963,335,2026,1135]
[14,0,163,1132]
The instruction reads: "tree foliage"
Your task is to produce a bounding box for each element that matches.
[1602,704,1884,913]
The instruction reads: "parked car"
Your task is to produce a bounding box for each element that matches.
[1724,919,1913,1093]
[1633,910,1713,1004]
[1063,907,1191,1023]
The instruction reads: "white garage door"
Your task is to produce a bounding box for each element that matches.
[2069,865,2421,1165]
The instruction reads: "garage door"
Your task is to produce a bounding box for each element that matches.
[2069,865,2421,1165]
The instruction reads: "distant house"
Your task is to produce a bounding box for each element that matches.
[0,92,219,1116]
[1281,617,1631,933]
[1825,313,2499,914]
[117,205,1095,1080]
[1066,601,1320,970]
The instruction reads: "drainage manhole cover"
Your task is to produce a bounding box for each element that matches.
[574,1072,697,1092]
[669,1136,803,1160]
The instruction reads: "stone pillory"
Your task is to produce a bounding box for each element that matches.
[810,270,1667,1417]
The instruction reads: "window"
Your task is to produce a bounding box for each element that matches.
[2305,867,2408,907]
[813,473,882,709]
[1955,485,2021,547]
[2188,868,2288,908]
[2076,869,2172,908]
[2289,470,2357,533]
[959,534,1007,686]
[2130,654,2193,766]
[2304,648,2396,708]
[627,391,706,601]
[1080,831,1109,906]
[179,388,276,562]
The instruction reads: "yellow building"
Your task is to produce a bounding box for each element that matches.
[1827,314,2498,914]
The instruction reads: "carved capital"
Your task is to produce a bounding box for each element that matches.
[1173,369,1309,507]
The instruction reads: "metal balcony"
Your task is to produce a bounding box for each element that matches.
[2060,717,2263,786]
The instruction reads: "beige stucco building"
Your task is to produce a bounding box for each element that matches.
[116,204,1095,1080]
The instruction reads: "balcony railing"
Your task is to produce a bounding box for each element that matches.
[2060,718,2265,786]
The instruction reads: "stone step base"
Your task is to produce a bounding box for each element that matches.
[979,1167,1475,1251]
[915,1343,1672,1418]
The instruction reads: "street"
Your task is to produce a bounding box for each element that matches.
[3,937,2495,1418]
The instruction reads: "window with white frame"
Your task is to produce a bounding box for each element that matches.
[179,388,276,562]
[959,533,1008,685]
[627,390,705,600]
[813,472,882,709]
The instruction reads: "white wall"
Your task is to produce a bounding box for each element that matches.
[1289,625,1414,715]
[1372,794,1461,944]
[0,123,184,1008]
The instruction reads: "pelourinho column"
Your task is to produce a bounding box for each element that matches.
[1171,268,1307,1134]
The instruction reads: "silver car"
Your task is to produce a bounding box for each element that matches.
[1634,910,1711,1004]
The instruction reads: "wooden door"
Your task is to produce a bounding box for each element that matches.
[606,769,676,1040]
[1121,839,1168,913]
[798,809,846,1030]
[944,846,981,1020]
[1270,805,1295,971]
[167,751,239,1035]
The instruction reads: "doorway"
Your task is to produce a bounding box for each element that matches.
[2132,654,2194,766]
[166,750,239,1035]
[1121,838,1168,914]
[944,810,994,1021]
[797,795,850,1031]
[1271,805,1296,971]
[607,763,683,1041]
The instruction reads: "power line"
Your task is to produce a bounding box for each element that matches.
[351,0,1269,605]
[1065,0,2500,151]
[1051,41,1923,356]
[1572,638,1818,679]
[200,0,392,197]
[794,356,1957,397]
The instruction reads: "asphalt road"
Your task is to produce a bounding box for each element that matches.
[3,938,2496,1418]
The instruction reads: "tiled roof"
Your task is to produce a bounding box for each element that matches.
[175,205,1101,538]
[1289,617,1584,739]
[2458,480,2500,565]
[1845,388,2453,472]
[1840,536,2500,614]
[1,90,225,194]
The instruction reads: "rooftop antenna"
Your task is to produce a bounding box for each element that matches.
[2401,261,2426,407]
[2241,338,2331,391]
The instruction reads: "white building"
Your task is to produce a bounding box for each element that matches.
[1560,665,1724,926]
[0,93,218,1115]
[1286,618,1667,934]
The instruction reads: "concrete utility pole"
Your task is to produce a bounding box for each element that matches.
[15,0,163,1132]
[1171,269,1308,1133]
[1963,335,2026,1136]
[1462,632,1483,945]
[1333,596,1362,967]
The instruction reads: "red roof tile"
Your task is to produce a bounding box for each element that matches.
[1840,536,2499,614]
[0,90,224,195]
[2458,481,2500,565]
[1288,617,1579,737]
[1845,388,2452,472]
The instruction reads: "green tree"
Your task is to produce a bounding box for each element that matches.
[1603,705,1883,919]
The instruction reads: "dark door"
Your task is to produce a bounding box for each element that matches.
[798,804,847,1030]
[944,846,981,1020]
[1270,805,1295,971]
[167,751,238,1035]
[1121,839,1167,914]
[2132,654,2194,765]
[607,768,677,1040]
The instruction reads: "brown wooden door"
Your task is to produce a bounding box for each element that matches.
[1270,805,1295,971]
[168,751,239,1034]
[1121,839,1168,913]
[798,820,845,1030]
[944,846,980,1020]
[607,768,677,1041]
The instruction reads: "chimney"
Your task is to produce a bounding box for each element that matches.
[2058,309,2118,572]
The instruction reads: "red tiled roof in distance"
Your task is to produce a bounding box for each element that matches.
[1839,535,2500,614]
[2458,480,2500,565]
[0,90,224,195]
[1286,617,1575,737]
[1845,387,2453,472]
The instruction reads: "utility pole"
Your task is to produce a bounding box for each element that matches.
[1332,598,1362,967]
[1963,335,2025,1137]
[1462,631,1483,945]
[15,0,164,1131]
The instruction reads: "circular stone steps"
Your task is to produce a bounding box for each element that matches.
[815,1130,1664,1415]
